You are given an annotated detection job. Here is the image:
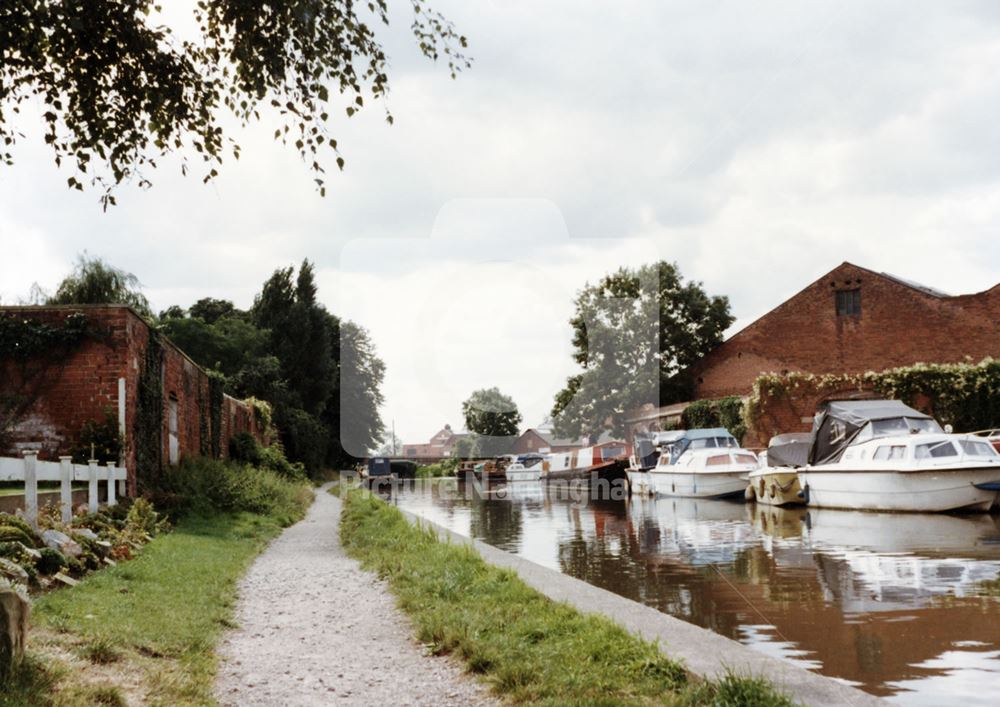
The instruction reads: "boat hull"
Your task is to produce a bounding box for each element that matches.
[542,459,626,484]
[797,467,1000,512]
[634,469,748,499]
[505,469,542,482]
[747,469,803,506]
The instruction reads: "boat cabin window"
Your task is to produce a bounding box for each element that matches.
[734,453,757,465]
[915,441,958,459]
[959,440,997,457]
[856,417,943,443]
[689,436,737,450]
[706,454,731,466]
[873,445,907,461]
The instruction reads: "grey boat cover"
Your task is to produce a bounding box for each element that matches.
[809,399,932,465]
[766,432,812,468]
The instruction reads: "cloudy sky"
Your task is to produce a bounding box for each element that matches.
[3,1,1000,446]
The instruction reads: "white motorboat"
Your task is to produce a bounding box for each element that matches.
[504,453,546,482]
[627,428,758,498]
[797,400,1000,512]
[746,432,811,506]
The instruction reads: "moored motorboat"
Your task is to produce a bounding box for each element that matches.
[473,457,509,482]
[629,429,758,499]
[542,445,627,487]
[504,453,546,482]
[746,432,811,506]
[797,400,1000,512]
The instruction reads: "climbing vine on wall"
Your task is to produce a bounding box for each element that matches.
[0,312,92,447]
[135,328,163,492]
[208,371,225,458]
[744,358,1000,438]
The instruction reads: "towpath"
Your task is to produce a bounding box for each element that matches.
[214,484,498,706]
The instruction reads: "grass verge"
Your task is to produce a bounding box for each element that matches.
[2,460,313,707]
[340,487,797,706]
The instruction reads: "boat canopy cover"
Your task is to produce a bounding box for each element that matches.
[809,399,932,465]
[766,433,812,468]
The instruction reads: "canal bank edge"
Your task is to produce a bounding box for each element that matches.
[388,504,886,707]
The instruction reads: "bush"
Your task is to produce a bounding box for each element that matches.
[151,457,313,527]
[37,548,67,575]
[228,432,262,466]
[0,527,36,549]
[682,396,747,443]
[229,433,307,481]
[124,498,169,538]
[0,515,38,546]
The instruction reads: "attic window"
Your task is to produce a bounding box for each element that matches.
[836,288,861,317]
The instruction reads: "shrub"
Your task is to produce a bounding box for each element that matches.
[0,527,36,549]
[151,457,312,527]
[36,548,68,576]
[124,498,168,538]
[0,515,38,546]
[682,396,747,443]
[229,433,306,480]
[228,432,262,466]
[71,408,122,465]
[258,444,307,480]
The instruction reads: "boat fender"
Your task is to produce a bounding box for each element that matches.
[744,485,755,502]
[799,484,810,504]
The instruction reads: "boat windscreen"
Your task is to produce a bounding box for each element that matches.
[809,399,938,465]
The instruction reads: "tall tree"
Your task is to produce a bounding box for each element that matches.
[551,261,733,440]
[253,261,332,415]
[329,320,385,460]
[47,254,151,317]
[462,387,521,456]
[0,1,469,206]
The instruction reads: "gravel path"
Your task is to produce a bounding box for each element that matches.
[214,485,499,706]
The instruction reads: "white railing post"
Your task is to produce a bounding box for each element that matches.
[22,450,38,530]
[106,462,117,507]
[59,455,73,523]
[88,458,99,514]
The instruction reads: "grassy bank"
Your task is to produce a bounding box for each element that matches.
[340,487,796,706]
[2,459,313,706]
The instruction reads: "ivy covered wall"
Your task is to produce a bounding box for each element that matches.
[744,358,1000,444]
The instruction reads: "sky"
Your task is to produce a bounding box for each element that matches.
[2,0,1000,446]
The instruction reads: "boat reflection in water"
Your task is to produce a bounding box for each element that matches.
[392,480,1000,704]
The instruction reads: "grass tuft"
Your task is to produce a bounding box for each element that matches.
[80,636,122,665]
[340,487,798,706]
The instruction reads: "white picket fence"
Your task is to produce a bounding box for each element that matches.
[0,450,127,529]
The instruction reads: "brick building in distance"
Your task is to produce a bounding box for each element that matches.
[512,427,626,457]
[401,424,469,459]
[0,305,265,495]
[628,262,1000,444]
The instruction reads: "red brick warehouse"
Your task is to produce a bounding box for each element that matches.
[0,305,265,495]
[689,262,1000,442]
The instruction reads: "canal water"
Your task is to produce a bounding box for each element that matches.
[389,479,1000,705]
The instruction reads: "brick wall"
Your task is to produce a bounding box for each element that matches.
[1,307,130,460]
[692,262,1000,399]
[1,305,264,495]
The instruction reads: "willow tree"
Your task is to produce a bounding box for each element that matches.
[1,1,469,206]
